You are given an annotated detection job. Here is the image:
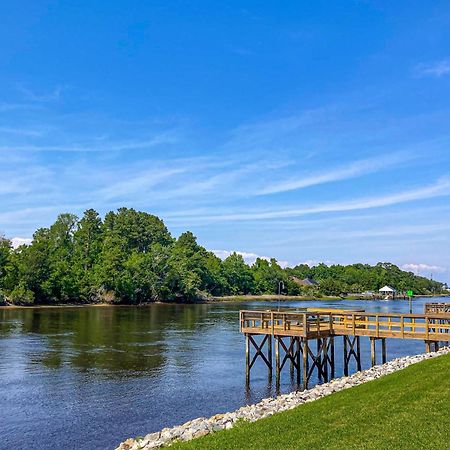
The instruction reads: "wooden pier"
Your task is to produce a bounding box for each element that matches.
[240,306,450,388]
[425,302,450,314]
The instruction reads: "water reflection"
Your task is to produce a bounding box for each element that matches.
[0,305,219,376]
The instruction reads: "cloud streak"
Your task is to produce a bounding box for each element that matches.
[260,152,412,195]
[167,177,450,223]
[415,59,450,78]
[212,249,288,267]
[401,263,446,274]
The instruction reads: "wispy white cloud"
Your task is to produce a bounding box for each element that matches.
[212,249,289,267]
[0,166,54,196]
[260,152,412,194]
[97,167,187,201]
[0,102,44,112]
[11,237,32,248]
[415,59,450,78]
[401,263,447,274]
[297,259,335,267]
[0,133,178,152]
[0,126,46,137]
[168,177,450,223]
[16,85,64,102]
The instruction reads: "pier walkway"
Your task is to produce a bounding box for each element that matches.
[240,305,450,388]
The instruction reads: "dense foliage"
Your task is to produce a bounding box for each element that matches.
[0,208,445,305]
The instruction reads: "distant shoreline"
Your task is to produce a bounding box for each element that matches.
[1,293,448,309]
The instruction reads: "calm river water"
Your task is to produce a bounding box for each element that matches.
[1,296,447,450]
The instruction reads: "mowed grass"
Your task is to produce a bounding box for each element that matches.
[172,353,450,450]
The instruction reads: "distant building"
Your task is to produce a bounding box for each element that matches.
[291,277,319,287]
[379,285,397,299]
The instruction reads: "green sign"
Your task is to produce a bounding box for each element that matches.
[407,290,413,297]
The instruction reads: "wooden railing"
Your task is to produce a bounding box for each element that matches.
[240,310,450,341]
[424,302,450,314]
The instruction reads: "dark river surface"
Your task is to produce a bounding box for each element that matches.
[1,296,448,450]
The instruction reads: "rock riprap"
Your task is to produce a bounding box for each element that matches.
[116,346,449,450]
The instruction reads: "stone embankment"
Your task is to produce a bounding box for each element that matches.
[117,346,449,450]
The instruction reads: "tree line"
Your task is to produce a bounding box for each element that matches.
[0,208,445,305]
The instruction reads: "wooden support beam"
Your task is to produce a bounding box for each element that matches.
[370,337,376,367]
[316,338,323,382]
[322,337,329,382]
[381,338,387,364]
[275,335,280,380]
[245,334,250,382]
[356,336,361,371]
[302,338,309,389]
[343,336,349,376]
[267,335,273,378]
[247,334,273,377]
[329,336,335,379]
[344,335,361,375]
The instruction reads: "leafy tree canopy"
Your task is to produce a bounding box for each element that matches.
[0,210,445,305]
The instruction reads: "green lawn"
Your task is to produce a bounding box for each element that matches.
[172,353,450,450]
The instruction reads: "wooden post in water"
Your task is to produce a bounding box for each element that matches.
[356,336,361,371]
[322,337,328,382]
[245,334,250,382]
[381,338,387,364]
[302,338,309,389]
[330,336,335,379]
[370,337,376,367]
[267,335,273,378]
[343,335,349,376]
[275,336,280,381]
[290,337,295,378]
[296,337,301,385]
[316,338,323,382]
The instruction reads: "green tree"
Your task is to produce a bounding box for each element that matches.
[222,253,254,295]
[0,235,11,290]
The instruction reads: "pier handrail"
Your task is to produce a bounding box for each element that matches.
[240,310,450,341]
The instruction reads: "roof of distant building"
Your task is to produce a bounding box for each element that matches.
[379,285,396,292]
[291,276,319,286]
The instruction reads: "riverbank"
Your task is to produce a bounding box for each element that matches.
[1,293,447,308]
[116,346,449,450]
[0,295,336,308]
[209,294,340,302]
[210,293,450,303]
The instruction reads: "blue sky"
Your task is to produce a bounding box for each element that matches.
[1,1,450,282]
